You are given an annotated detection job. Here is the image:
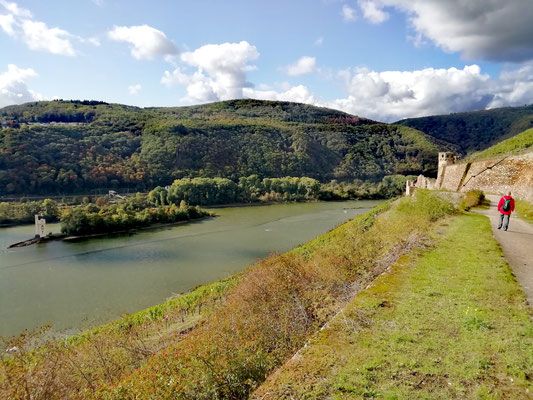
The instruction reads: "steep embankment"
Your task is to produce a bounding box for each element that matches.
[396,104,533,154]
[0,99,440,195]
[253,212,533,399]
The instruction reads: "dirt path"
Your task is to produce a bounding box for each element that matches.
[476,194,533,306]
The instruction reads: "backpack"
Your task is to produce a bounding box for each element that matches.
[502,198,512,212]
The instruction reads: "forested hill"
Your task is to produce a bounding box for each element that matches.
[0,99,441,195]
[395,104,533,154]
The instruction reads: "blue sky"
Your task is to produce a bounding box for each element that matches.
[2,0,533,121]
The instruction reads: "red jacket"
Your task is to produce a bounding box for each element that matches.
[498,196,515,215]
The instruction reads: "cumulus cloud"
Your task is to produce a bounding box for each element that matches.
[108,25,178,60]
[488,62,533,109]
[326,65,496,121]
[161,41,259,103]
[21,20,75,56]
[358,0,389,24]
[0,64,42,107]
[0,1,77,56]
[128,84,142,95]
[381,0,533,62]
[314,37,324,46]
[342,5,356,22]
[244,85,318,104]
[286,56,316,76]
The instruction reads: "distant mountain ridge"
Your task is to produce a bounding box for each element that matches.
[1,99,440,195]
[396,104,533,154]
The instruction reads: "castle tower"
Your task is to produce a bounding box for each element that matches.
[438,152,455,170]
[437,152,455,188]
[35,215,46,238]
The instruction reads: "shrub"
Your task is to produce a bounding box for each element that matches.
[396,189,456,221]
[458,189,485,211]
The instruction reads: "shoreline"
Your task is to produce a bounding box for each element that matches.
[7,215,214,248]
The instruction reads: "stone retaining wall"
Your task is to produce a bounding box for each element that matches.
[458,153,533,202]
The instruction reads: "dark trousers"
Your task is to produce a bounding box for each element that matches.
[498,213,510,230]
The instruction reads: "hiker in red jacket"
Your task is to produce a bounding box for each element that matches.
[497,191,515,231]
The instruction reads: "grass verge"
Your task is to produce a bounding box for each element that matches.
[516,199,533,223]
[254,213,533,399]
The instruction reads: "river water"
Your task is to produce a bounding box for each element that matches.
[0,200,381,338]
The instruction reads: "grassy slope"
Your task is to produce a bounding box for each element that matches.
[468,128,533,161]
[254,213,533,399]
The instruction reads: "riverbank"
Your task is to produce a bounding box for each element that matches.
[253,212,533,399]
[1,192,458,399]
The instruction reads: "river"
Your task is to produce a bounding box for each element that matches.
[0,200,381,338]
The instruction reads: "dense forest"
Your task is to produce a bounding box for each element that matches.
[396,104,533,154]
[0,99,442,195]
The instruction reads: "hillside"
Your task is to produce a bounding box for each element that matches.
[0,99,441,195]
[468,127,533,161]
[396,104,533,154]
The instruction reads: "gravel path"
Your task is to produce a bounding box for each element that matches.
[476,194,533,307]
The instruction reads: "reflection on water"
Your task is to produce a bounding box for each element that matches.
[0,200,381,337]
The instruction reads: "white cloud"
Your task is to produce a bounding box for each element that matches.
[162,41,259,103]
[241,62,533,122]
[0,0,31,18]
[326,65,496,121]
[488,62,533,109]
[0,1,77,56]
[21,20,75,56]
[381,0,533,62]
[0,13,14,35]
[128,84,142,95]
[244,85,318,104]
[286,56,316,76]
[108,25,178,60]
[342,5,356,22]
[358,0,389,24]
[0,64,42,108]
